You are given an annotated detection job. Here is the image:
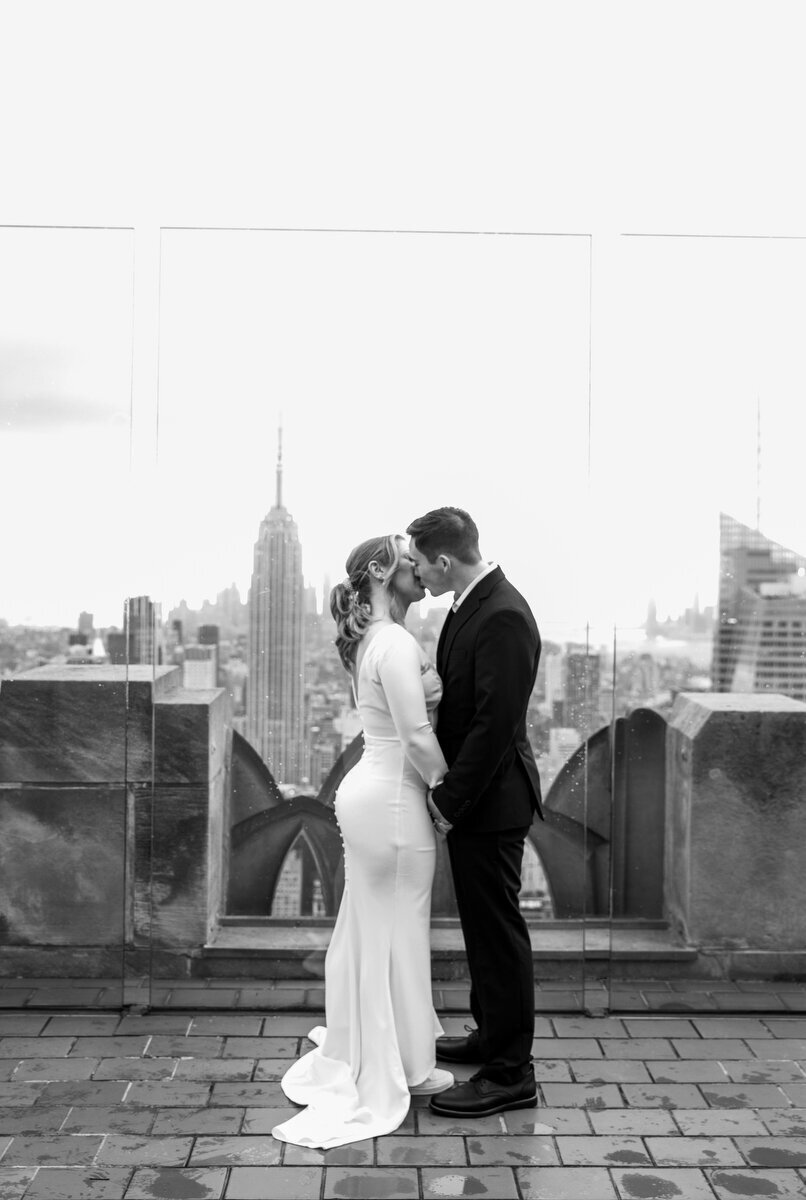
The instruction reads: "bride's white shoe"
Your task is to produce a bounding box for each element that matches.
[409,1068,454,1095]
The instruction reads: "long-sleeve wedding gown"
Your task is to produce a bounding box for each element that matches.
[272,621,449,1148]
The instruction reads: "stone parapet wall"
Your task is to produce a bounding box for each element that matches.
[665,691,806,952]
[0,665,228,976]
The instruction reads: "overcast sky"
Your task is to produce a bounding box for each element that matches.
[2,2,805,639]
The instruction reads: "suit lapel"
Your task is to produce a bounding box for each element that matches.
[439,567,504,668]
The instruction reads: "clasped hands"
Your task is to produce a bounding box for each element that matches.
[426,788,453,838]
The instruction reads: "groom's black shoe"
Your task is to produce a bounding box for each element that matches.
[429,1070,537,1117]
[435,1027,482,1064]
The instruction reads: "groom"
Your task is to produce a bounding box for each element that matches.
[407,507,543,1118]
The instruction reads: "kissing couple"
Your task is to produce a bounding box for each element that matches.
[273,506,544,1149]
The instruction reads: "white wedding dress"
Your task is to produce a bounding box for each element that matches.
[272,621,449,1149]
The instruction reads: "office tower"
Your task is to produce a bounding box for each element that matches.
[564,644,602,735]
[198,624,220,646]
[713,513,806,701]
[78,611,94,638]
[183,644,218,689]
[124,596,161,665]
[246,430,306,785]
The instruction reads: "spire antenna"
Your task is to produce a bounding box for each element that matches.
[276,421,284,509]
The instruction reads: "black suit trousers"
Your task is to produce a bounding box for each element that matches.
[447,825,535,1083]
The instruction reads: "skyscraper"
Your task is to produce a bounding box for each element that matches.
[713,513,806,701]
[246,429,306,785]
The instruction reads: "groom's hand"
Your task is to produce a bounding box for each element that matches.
[427,788,453,837]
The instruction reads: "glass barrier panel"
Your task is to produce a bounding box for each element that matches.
[0,225,135,1010]
[600,234,806,1015]
[151,226,594,1013]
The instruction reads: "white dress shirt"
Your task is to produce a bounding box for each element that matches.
[451,561,498,612]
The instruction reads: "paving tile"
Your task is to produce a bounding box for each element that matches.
[702,1084,791,1108]
[516,1166,618,1198]
[673,1108,769,1135]
[765,1020,806,1037]
[532,1039,602,1058]
[644,994,718,1012]
[166,990,241,1009]
[261,1015,326,1033]
[416,1110,507,1135]
[209,1082,285,1106]
[672,1038,751,1059]
[2,1133,104,1165]
[608,990,653,1012]
[376,1135,465,1166]
[534,993,583,1010]
[733,1136,806,1167]
[555,1135,652,1166]
[0,1107,71,1134]
[189,1017,263,1037]
[0,1067,15,1085]
[748,1040,806,1059]
[760,1109,806,1136]
[647,1060,730,1083]
[709,1168,806,1198]
[189,1135,282,1166]
[552,1018,627,1038]
[612,1168,715,1199]
[588,1109,678,1135]
[0,1167,36,1199]
[153,1108,244,1136]
[0,1018,46,1037]
[224,1037,298,1058]
[222,1166,320,1198]
[323,1166,418,1198]
[571,1061,652,1084]
[422,1167,520,1198]
[115,1017,191,1036]
[12,1057,99,1081]
[25,988,105,1007]
[93,1058,178,1081]
[601,1038,677,1060]
[541,1083,624,1109]
[532,1060,574,1083]
[20,1166,133,1198]
[622,1084,708,1108]
[646,1135,744,1166]
[0,1039,73,1059]
[781,1084,806,1105]
[237,988,308,1009]
[722,1060,806,1083]
[503,1107,591,1135]
[692,1018,775,1039]
[282,1139,374,1166]
[71,1037,151,1057]
[466,1134,558,1165]
[42,1015,122,1036]
[125,1166,227,1198]
[39,1080,128,1105]
[124,1082,212,1107]
[100,1134,195,1166]
[147,1037,224,1058]
[622,1019,698,1037]
[255,1059,297,1082]
[175,1059,255,1081]
[0,1084,45,1106]
[713,992,788,1011]
[62,1106,156,1134]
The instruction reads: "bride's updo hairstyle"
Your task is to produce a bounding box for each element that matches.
[331,534,407,671]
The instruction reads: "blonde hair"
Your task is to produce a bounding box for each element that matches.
[330,534,407,670]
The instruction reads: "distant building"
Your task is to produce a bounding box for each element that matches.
[564,645,602,735]
[246,429,306,786]
[77,611,94,638]
[183,644,218,690]
[124,596,162,666]
[713,513,806,700]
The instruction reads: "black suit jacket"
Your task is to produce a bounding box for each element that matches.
[430,567,543,832]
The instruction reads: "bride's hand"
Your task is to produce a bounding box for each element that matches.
[426,788,452,838]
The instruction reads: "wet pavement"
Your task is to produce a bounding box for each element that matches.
[1,979,806,1198]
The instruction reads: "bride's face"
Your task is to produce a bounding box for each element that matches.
[393,539,426,604]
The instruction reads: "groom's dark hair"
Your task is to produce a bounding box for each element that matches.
[406,507,481,565]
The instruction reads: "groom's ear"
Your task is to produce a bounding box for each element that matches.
[437,554,452,574]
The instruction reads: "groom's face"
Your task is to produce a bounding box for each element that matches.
[409,538,451,597]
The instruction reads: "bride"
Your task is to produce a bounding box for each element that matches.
[272,534,454,1149]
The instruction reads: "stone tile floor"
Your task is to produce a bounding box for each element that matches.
[0,979,806,1198]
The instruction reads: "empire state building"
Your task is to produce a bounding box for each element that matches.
[246,431,306,785]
